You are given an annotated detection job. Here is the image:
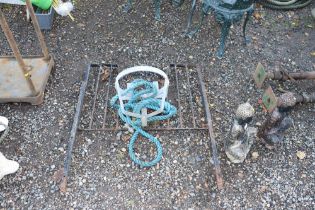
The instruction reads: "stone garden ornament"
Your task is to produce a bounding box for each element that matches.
[0,116,19,180]
[225,101,257,163]
[0,152,19,180]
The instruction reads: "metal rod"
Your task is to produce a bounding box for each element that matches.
[102,65,114,129]
[185,65,197,128]
[174,64,184,127]
[79,127,208,131]
[166,66,171,129]
[61,64,91,189]
[0,8,37,95]
[303,92,315,103]
[88,66,102,129]
[278,92,315,107]
[268,71,315,81]
[197,67,224,190]
[25,0,50,60]
[115,113,119,129]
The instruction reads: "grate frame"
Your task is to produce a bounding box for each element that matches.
[60,63,224,191]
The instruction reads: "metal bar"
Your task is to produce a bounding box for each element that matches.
[0,8,37,95]
[88,66,102,129]
[197,67,224,190]
[79,127,208,132]
[102,65,114,129]
[166,66,171,129]
[90,63,118,68]
[185,65,197,128]
[303,92,315,103]
[278,92,315,107]
[270,71,315,81]
[25,0,50,60]
[61,64,91,190]
[174,64,184,128]
[115,113,119,129]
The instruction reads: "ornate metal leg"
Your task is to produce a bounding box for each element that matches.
[154,0,162,21]
[217,20,231,58]
[123,0,133,12]
[184,0,197,33]
[185,3,209,38]
[242,8,254,45]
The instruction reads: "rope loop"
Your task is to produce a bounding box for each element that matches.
[111,79,177,167]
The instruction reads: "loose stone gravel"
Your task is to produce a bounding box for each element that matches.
[0,1,314,209]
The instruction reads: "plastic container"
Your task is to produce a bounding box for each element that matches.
[32,0,52,10]
[35,6,54,30]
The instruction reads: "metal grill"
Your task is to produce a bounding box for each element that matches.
[79,64,209,131]
[60,63,223,191]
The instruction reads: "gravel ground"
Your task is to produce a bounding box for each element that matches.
[0,0,314,209]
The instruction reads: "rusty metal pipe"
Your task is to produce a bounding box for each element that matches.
[25,0,50,60]
[278,92,315,108]
[60,64,91,192]
[0,8,37,95]
[197,67,224,190]
[268,71,315,81]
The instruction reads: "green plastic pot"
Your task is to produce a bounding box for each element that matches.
[21,0,53,10]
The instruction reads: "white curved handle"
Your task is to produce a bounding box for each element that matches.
[115,66,169,92]
[114,66,169,127]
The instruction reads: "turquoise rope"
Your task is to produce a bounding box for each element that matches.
[111,79,177,167]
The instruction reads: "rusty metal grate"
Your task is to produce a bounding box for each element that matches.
[79,64,209,131]
[60,63,223,191]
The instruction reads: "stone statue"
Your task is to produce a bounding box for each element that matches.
[0,116,19,180]
[0,152,19,180]
[225,101,258,163]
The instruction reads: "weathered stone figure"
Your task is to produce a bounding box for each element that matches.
[0,152,19,180]
[0,117,19,180]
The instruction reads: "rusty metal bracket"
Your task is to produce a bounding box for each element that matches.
[262,86,315,112]
[262,86,278,112]
[253,63,267,89]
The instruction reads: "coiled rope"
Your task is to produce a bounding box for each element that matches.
[110,79,177,167]
[261,0,312,10]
